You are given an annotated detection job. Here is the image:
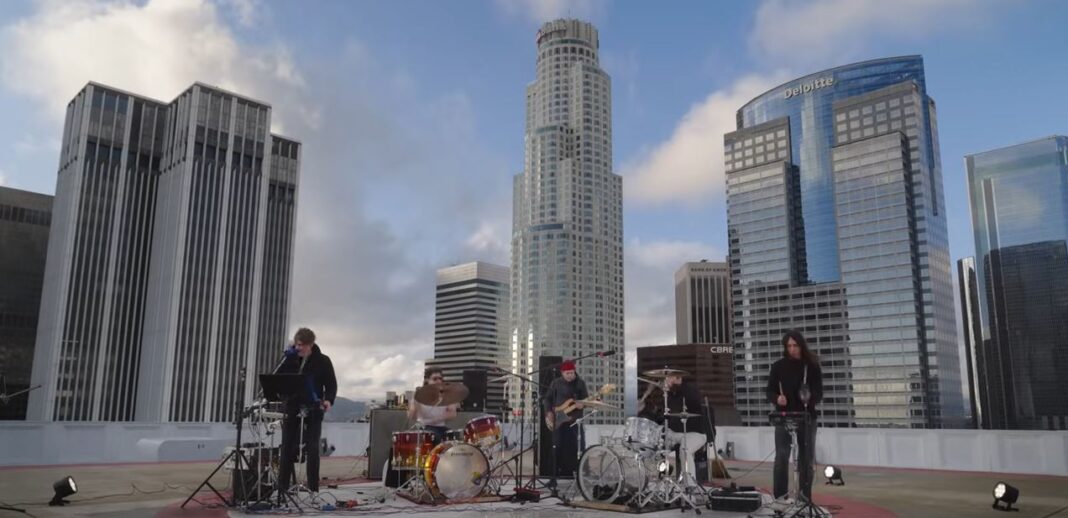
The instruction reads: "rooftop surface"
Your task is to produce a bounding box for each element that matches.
[1,456,1065,517]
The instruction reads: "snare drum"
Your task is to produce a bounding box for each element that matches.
[623,417,661,449]
[463,415,501,448]
[424,442,489,500]
[391,431,434,470]
[445,429,465,442]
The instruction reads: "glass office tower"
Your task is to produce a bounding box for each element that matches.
[965,136,1068,430]
[728,56,963,428]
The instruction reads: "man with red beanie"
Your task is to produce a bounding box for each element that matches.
[542,359,589,479]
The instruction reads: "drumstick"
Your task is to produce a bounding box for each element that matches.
[779,382,783,396]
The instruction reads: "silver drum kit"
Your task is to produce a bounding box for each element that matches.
[577,368,711,511]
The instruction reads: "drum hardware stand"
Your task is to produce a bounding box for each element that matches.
[182,368,255,509]
[763,413,828,518]
[661,389,704,514]
[561,409,598,504]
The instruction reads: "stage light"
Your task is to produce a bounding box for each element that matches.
[657,460,670,474]
[992,481,1019,511]
[49,476,77,506]
[824,465,844,485]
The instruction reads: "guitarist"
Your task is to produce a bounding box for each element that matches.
[541,360,588,478]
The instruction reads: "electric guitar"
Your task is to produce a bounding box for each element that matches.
[549,383,616,429]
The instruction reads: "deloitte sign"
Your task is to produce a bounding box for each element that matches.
[784,77,834,99]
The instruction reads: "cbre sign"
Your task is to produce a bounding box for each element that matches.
[784,77,835,99]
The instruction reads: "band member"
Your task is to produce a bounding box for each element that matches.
[639,371,714,478]
[277,327,337,495]
[767,330,823,501]
[542,360,589,478]
[407,367,457,444]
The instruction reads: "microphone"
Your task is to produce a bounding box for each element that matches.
[272,346,297,374]
[597,350,616,357]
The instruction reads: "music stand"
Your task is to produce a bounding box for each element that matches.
[260,374,303,404]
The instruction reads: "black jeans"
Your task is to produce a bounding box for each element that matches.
[773,420,816,500]
[552,423,584,477]
[278,409,324,492]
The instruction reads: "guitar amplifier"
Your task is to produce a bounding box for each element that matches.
[707,489,763,513]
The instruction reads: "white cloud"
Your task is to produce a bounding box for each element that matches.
[621,73,787,207]
[624,238,722,349]
[0,0,514,404]
[750,0,985,65]
[0,0,304,124]
[0,169,6,186]
[493,0,607,24]
[464,219,511,266]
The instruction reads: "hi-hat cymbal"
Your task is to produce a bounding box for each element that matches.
[642,368,690,378]
[414,382,469,406]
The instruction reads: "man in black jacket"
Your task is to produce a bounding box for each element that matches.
[277,327,337,496]
[640,371,714,479]
[766,330,823,501]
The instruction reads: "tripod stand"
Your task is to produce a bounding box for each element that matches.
[182,368,255,509]
[767,412,827,518]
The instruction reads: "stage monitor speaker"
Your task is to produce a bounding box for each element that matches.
[462,369,487,412]
[537,355,562,477]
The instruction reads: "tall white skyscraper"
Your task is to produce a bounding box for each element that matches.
[510,19,624,425]
[426,262,510,416]
[28,82,300,422]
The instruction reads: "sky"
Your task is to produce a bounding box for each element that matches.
[1,0,1066,403]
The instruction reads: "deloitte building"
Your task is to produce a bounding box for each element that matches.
[726,56,964,428]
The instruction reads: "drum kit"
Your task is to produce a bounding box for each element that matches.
[388,382,506,503]
[575,367,712,512]
[383,366,717,512]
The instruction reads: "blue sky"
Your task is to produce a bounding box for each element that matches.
[1,0,1066,400]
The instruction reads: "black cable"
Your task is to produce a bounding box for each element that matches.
[0,500,37,518]
[1041,504,1068,518]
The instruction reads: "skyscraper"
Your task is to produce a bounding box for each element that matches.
[965,136,1068,430]
[726,56,964,428]
[426,262,510,416]
[957,257,982,429]
[675,260,731,345]
[511,19,624,425]
[0,187,52,420]
[28,82,300,422]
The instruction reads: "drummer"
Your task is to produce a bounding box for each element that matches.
[639,369,712,478]
[407,367,457,444]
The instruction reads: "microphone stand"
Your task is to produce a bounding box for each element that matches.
[486,366,553,499]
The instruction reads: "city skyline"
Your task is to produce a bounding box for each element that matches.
[0,1,1066,402]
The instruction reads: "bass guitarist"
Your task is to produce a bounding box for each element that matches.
[541,360,588,478]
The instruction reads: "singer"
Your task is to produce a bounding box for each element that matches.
[766,330,823,501]
[276,327,337,496]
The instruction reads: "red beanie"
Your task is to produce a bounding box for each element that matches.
[560,360,576,372]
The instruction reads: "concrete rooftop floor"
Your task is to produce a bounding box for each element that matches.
[0,456,1065,518]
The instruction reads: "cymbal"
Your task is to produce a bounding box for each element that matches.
[581,399,620,411]
[642,368,690,378]
[414,382,469,406]
[664,411,702,419]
